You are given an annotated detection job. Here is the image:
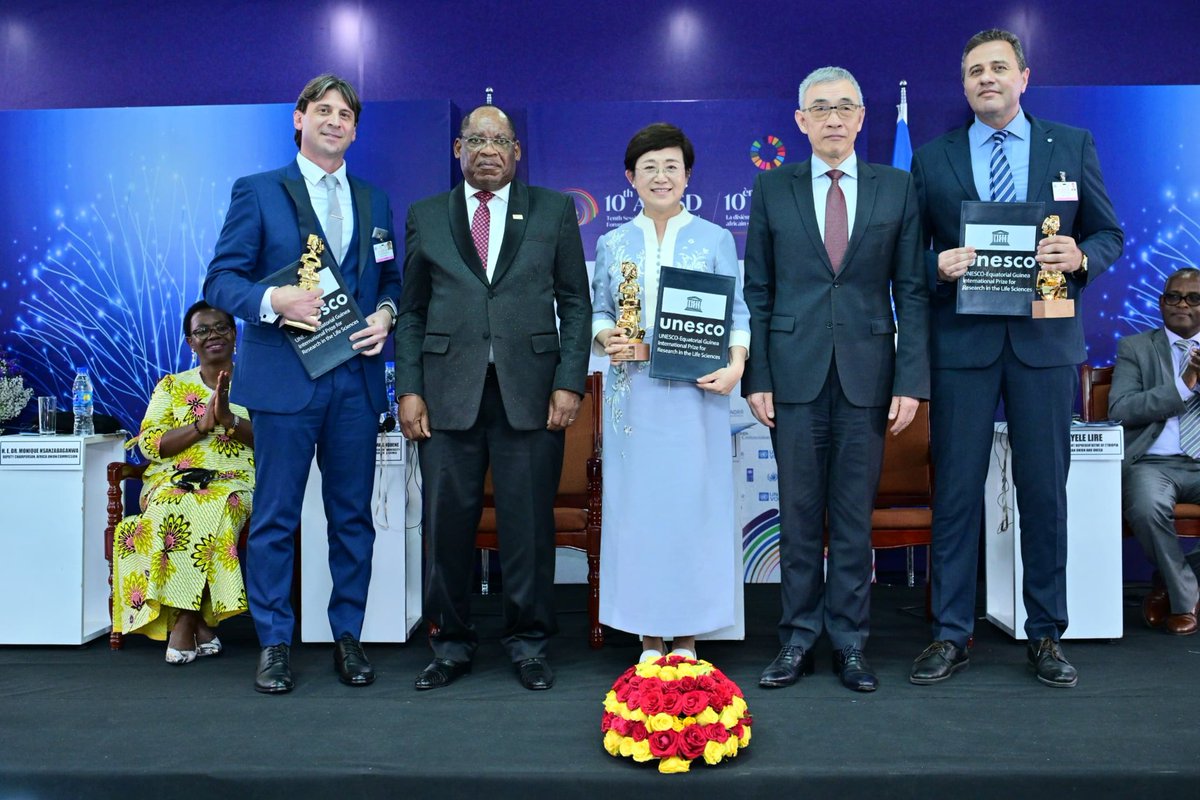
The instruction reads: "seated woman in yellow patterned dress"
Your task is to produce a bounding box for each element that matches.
[112,300,254,664]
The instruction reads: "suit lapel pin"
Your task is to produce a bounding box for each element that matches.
[512,213,524,220]
[1046,138,1054,143]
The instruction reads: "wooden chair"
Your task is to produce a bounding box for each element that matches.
[871,402,934,598]
[104,460,254,650]
[475,371,604,648]
[1080,364,1200,536]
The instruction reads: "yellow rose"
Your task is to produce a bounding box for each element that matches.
[603,691,619,713]
[731,695,747,716]
[648,713,676,732]
[719,706,740,728]
[658,756,692,774]
[739,726,752,747]
[627,708,647,723]
[619,736,635,757]
[631,740,654,762]
[636,663,661,678]
[657,666,678,681]
[703,740,725,766]
[671,718,686,732]
[696,708,720,725]
[603,729,622,756]
[723,737,739,757]
[676,663,698,678]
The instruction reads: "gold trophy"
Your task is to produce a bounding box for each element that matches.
[282,234,325,332]
[611,260,650,362]
[1031,215,1074,319]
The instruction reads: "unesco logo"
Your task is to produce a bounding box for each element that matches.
[562,188,599,225]
[750,135,787,170]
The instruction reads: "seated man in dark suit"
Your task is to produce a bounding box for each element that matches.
[1109,267,1200,636]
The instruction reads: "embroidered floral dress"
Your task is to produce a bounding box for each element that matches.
[591,211,751,638]
[111,368,252,640]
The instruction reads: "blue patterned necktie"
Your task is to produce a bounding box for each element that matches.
[988,130,1017,203]
[1174,339,1200,458]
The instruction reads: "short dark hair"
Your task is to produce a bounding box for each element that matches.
[459,104,516,138]
[961,29,1027,78]
[623,123,695,173]
[1166,267,1200,288]
[294,74,362,147]
[183,300,234,338]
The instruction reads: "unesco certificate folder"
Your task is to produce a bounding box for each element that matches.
[258,260,368,379]
[956,200,1045,316]
[649,267,735,382]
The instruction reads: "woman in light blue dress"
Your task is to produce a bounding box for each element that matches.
[592,123,751,662]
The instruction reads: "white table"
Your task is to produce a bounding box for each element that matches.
[0,434,124,644]
[299,432,421,643]
[984,422,1124,640]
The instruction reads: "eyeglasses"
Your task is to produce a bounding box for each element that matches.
[635,164,684,179]
[802,103,863,120]
[189,322,234,339]
[461,135,516,151]
[1162,291,1200,307]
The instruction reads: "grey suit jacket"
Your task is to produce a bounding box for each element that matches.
[741,158,930,407]
[1109,327,1191,465]
[395,180,591,431]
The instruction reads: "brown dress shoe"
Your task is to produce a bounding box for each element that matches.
[1142,574,1169,628]
[1165,600,1199,636]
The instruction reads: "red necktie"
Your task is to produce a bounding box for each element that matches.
[824,169,848,273]
[471,190,494,270]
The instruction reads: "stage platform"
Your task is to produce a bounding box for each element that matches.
[2,582,1196,799]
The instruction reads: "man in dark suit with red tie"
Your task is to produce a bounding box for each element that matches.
[909,29,1123,687]
[743,66,929,693]
[396,105,591,691]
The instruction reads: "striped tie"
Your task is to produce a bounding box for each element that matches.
[1175,339,1200,458]
[988,130,1017,203]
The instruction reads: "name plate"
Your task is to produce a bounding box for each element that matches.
[956,200,1045,316]
[649,267,735,382]
[0,437,83,469]
[1069,425,1124,460]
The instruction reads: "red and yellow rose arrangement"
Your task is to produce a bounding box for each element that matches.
[601,655,752,773]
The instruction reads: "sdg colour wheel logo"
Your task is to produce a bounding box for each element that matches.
[563,188,599,225]
[750,135,786,170]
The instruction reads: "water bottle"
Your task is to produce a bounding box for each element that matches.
[384,360,397,412]
[71,366,95,436]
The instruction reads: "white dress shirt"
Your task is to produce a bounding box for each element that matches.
[464,181,511,278]
[810,151,858,242]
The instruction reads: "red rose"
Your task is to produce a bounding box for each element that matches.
[680,725,709,760]
[730,723,744,740]
[739,716,753,727]
[696,675,716,691]
[601,713,613,732]
[624,688,641,709]
[661,688,686,716]
[706,723,730,743]
[615,682,631,702]
[648,729,681,758]
[677,676,697,692]
[639,685,665,715]
[630,724,649,742]
[680,690,710,717]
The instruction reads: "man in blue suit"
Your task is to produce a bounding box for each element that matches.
[204,74,402,693]
[909,30,1123,687]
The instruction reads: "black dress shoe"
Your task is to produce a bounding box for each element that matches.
[1143,572,1169,628]
[1027,637,1078,688]
[909,640,969,685]
[255,644,294,694]
[832,645,878,692]
[334,634,375,686]
[758,645,814,688]
[515,657,555,690]
[414,658,471,691]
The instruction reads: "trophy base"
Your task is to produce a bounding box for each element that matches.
[611,343,650,363]
[282,318,318,333]
[1032,298,1075,319]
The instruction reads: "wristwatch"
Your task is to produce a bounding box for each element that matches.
[1077,251,1089,275]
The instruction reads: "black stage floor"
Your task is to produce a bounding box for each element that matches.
[2,582,1197,799]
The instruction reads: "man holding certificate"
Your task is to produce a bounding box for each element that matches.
[205,74,401,694]
[743,67,929,693]
[909,29,1123,688]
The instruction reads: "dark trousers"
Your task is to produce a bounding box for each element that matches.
[246,364,378,646]
[420,369,564,663]
[771,362,887,651]
[930,336,1076,644]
